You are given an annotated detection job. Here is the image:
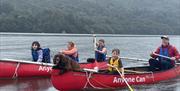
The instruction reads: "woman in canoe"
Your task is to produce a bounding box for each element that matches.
[107,48,124,76]
[95,39,107,62]
[59,41,79,62]
[31,41,51,63]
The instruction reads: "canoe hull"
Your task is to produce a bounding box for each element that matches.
[51,65,180,91]
[0,59,107,78]
[0,61,52,78]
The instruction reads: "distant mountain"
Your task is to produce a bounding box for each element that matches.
[0,0,180,34]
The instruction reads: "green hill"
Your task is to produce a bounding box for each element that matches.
[0,0,180,34]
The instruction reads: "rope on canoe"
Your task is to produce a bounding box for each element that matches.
[151,72,155,82]
[83,71,89,88]
[84,71,102,89]
[84,71,115,89]
[91,78,115,89]
[12,62,20,79]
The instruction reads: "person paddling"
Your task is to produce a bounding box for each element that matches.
[31,41,51,63]
[60,41,79,62]
[95,39,107,62]
[107,49,124,76]
[149,35,180,71]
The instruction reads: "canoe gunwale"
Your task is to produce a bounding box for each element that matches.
[53,64,180,76]
[53,65,153,75]
[0,59,54,66]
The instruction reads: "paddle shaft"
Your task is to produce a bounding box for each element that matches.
[154,53,180,65]
[93,34,97,50]
[124,69,147,74]
[93,34,99,69]
[120,57,147,62]
[107,64,134,91]
[106,55,148,62]
[153,53,172,60]
[116,68,134,91]
[83,68,98,73]
[108,54,180,65]
[1,59,54,66]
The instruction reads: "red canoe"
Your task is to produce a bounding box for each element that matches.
[0,59,107,79]
[51,64,180,91]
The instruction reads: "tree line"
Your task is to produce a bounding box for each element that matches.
[0,0,180,34]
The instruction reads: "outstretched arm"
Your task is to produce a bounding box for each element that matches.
[62,48,77,55]
[95,48,107,54]
[150,47,160,58]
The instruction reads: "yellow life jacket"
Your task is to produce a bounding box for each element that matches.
[108,58,120,72]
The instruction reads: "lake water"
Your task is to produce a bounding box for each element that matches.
[0,33,180,91]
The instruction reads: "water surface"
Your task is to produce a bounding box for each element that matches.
[0,33,179,91]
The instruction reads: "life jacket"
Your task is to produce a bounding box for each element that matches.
[42,48,51,63]
[158,46,169,61]
[108,57,120,72]
[67,51,79,62]
[31,48,51,63]
[95,46,106,62]
[32,49,39,62]
[158,45,175,67]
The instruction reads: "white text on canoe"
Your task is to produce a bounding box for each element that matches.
[113,76,146,83]
[38,66,52,72]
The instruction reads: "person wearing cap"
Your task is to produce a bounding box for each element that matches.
[149,35,180,71]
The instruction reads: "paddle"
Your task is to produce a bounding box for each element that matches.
[93,34,97,51]
[83,68,98,73]
[107,54,180,65]
[124,69,149,74]
[106,55,148,62]
[93,34,99,70]
[107,64,134,91]
[153,52,173,60]
[0,58,54,66]
[153,52,180,64]
[106,55,148,64]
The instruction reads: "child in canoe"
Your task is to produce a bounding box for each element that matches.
[107,48,124,76]
[31,41,51,63]
[95,39,107,62]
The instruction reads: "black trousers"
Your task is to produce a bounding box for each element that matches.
[149,58,174,71]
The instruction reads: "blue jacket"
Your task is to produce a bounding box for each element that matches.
[32,48,50,63]
[95,46,106,62]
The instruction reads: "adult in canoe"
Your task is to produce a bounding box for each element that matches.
[95,39,107,62]
[149,35,180,71]
[107,48,124,76]
[59,41,79,62]
[31,41,51,63]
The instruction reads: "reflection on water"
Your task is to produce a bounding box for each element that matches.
[0,34,180,91]
[0,77,56,91]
